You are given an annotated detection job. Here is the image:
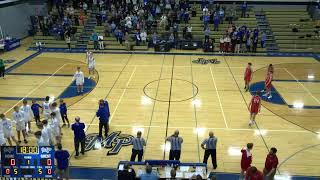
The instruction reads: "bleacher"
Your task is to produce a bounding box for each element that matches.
[29,3,320,53]
[265,8,320,53]
[30,10,89,49]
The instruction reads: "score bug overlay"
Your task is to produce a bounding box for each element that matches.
[1,146,55,178]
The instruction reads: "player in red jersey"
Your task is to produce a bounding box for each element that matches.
[244,63,253,92]
[267,64,274,74]
[262,71,273,99]
[240,143,254,179]
[246,166,263,180]
[248,91,261,126]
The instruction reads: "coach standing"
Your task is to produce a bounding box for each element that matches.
[201,131,218,169]
[263,147,278,180]
[0,59,5,79]
[71,116,86,157]
[130,131,146,162]
[166,130,183,161]
[96,99,110,138]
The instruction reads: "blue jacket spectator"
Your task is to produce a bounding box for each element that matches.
[71,117,86,156]
[71,119,86,140]
[242,1,248,17]
[213,16,220,31]
[54,144,70,179]
[96,100,110,124]
[96,99,110,137]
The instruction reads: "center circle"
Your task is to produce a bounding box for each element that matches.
[143,78,199,102]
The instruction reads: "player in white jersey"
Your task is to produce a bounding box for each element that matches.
[0,113,18,146]
[34,131,50,146]
[87,55,95,79]
[20,99,34,133]
[72,67,85,93]
[13,106,28,144]
[41,119,53,146]
[42,96,51,119]
[86,50,92,63]
[51,102,62,135]
[0,116,6,145]
[50,112,61,145]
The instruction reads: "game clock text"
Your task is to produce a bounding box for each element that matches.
[1,146,55,178]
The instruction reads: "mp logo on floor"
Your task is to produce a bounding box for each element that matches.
[85,131,134,155]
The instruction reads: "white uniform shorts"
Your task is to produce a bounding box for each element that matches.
[51,126,60,137]
[4,130,14,138]
[24,116,32,123]
[76,80,84,86]
[16,122,26,131]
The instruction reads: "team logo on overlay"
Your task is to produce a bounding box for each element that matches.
[85,131,134,156]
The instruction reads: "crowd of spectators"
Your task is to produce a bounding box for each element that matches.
[35,0,267,53]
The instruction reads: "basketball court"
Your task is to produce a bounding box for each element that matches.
[1,42,320,178]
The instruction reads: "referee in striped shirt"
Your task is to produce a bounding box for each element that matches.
[130,131,146,162]
[201,131,218,169]
[166,130,183,160]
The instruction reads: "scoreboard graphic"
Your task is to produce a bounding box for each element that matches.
[1,146,55,178]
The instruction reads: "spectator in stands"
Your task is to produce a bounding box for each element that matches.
[203,6,209,16]
[98,36,104,50]
[208,0,215,10]
[65,35,71,50]
[140,165,159,180]
[0,59,5,79]
[173,23,179,39]
[111,22,116,34]
[204,27,211,42]
[213,16,220,31]
[224,35,231,53]
[246,166,263,180]
[71,116,86,157]
[252,37,258,53]
[235,36,241,53]
[246,37,252,52]
[54,144,70,180]
[152,32,158,46]
[184,10,190,24]
[186,24,193,40]
[203,14,210,28]
[135,30,142,46]
[219,36,225,53]
[241,1,248,18]
[83,2,88,15]
[96,13,102,26]
[124,32,130,50]
[91,32,99,50]
[118,30,124,45]
[96,99,110,138]
[118,163,136,180]
[79,13,85,26]
[191,2,197,17]
[104,23,111,37]
[218,8,225,24]
[263,147,278,180]
[141,30,147,45]
[261,32,266,48]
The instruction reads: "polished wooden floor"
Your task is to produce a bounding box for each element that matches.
[1,43,320,177]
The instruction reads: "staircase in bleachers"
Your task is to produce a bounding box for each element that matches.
[76,12,96,49]
[255,11,279,52]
